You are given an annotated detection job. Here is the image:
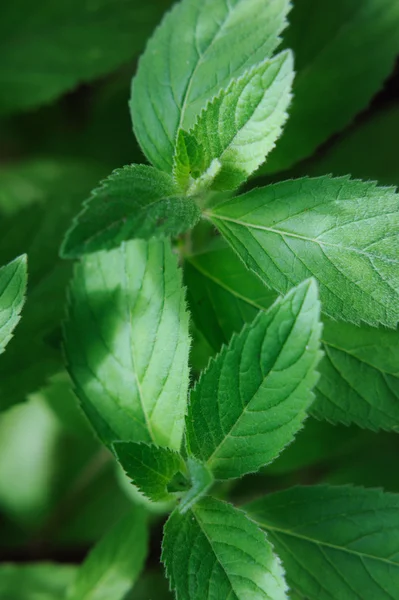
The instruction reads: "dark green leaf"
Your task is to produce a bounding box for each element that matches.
[62,165,201,258]
[64,239,190,449]
[163,497,288,600]
[186,279,322,479]
[114,441,186,502]
[258,0,399,174]
[131,0,291,171]
[0,0,172,115]
[186,246,399,432]
[297,105,399,188]
[246,485,399,600]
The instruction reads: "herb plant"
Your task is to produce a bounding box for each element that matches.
[1,0,399,599]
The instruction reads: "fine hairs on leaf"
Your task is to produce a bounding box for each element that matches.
[208,175,399,328]
[61,165,201,258]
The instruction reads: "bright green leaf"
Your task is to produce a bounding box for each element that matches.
[174,51,294,192]
[131,0,291,172]
[0,563,77,600]
[64,239,190,449]
[113,441,186,502]
[246,485,399,600]
[209,176,399,328]
[67,509,148,600]
[0,255,27,353]
[0,0,173,115]
[185,245,399,432]
[61,165,201,258]
[162,497,288,600]
[258,0,399,174]
[186,279,322,479]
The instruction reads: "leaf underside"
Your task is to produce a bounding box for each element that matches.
[185,245,399,432]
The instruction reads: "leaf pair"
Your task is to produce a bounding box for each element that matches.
[163,485,399,600]
[65,239,322,487]
[185,243,399,433]
[61,0,295,258]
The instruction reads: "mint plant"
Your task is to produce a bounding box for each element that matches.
[1,0,399,598]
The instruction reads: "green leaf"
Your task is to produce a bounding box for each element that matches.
[61,165,201,258]
[113,441,186,502]
[246,485,399,600]
[209,175,399,328]
[313,319,399,431]
[186,279,322,479]
[0,160,106,411]
[67,508,148,600]
[0,255,27,353]
[174,51,294,192]
[258,0,399,174]
[162,497,288,600]
[0,0,173,115]
[131,0,291,172]
[298,105,399,188]
[64,239,190,449]
[185,245,399,432]
[0,563,77,600]
[185,243,277,352]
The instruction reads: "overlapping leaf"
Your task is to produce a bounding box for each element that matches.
[258,0,399,174]
[299,105,399,188]
[186,245,399,432]
[163,497,288,600]
[0,255,27,353]
[186,279,322,479]
[0,160,105,411]
[0,0,173,114]
[131,0,291,171]
[246,485,399,600]
[64,239,190,449]
[209,176,399,328]
[174,51,293,192]
[67,509,148,600]
[62,165,200,258]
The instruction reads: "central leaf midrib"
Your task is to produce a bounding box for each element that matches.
[205,287,309,466]
[251,519,399,567]
[206,212,399,264]
[192,508,275,599]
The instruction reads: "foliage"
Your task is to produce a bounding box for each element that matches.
[0,0,399,598]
